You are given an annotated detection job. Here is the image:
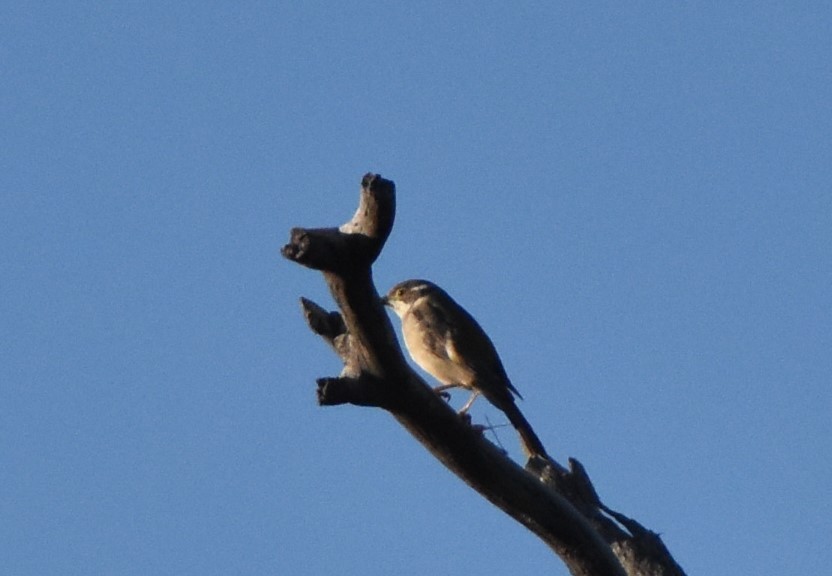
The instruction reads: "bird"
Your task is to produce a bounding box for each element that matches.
[382,279,548,458]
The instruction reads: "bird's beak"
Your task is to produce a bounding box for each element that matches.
[380,295,390,307]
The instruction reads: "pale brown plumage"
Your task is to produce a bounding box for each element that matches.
[383,279,547,458]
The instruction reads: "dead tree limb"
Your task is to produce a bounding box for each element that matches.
[282,173,686,576]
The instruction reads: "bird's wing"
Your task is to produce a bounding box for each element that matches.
[431,299,522,401]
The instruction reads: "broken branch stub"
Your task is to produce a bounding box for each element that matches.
[281,173,395,274]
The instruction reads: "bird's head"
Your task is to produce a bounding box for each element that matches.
[381,279,440,317]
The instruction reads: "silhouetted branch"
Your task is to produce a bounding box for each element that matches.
[283,173,686,576]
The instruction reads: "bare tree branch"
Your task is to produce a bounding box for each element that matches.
[282,173,686,576]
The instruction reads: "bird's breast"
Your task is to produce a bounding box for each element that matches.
[402,309,474,387]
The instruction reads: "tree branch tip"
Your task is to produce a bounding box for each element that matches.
[361,172,394,192]
[316,377,348,406]
[300,298,346,338]
[280,242,299,261]
[299,296,321,313]
[281,227,308,262]
[361,172,378,187]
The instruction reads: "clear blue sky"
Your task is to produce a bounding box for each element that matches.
[2,3,830,575]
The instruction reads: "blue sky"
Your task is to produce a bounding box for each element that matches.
[2,2,830,575]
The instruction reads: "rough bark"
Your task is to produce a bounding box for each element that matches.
[282,173,687,576]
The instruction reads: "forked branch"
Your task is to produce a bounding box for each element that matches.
[282,173,685,576]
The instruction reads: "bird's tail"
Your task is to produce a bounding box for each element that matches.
[502,401,548,459]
